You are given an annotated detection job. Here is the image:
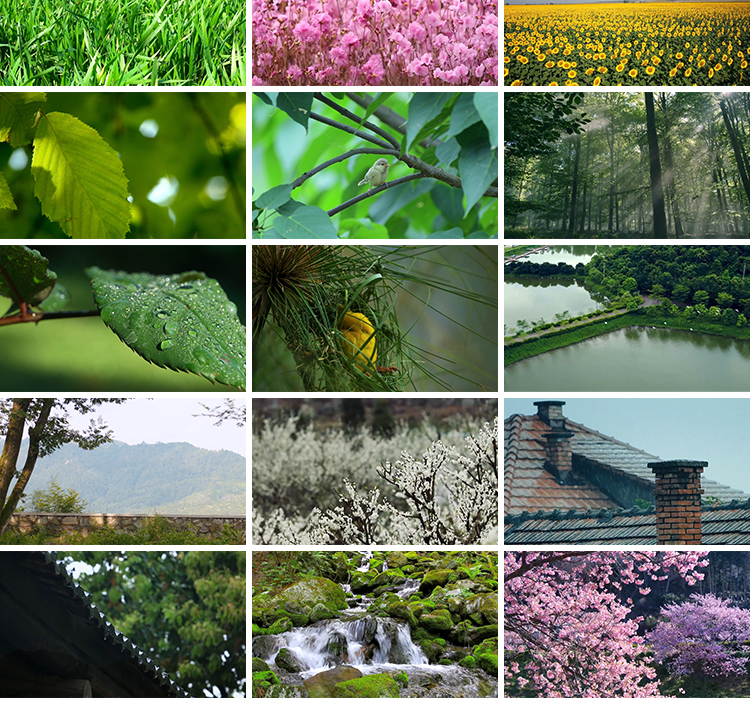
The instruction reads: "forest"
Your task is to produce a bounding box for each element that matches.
[505,552,750,698]
[505,92,750,238]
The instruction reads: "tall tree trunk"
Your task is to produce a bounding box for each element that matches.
[645,92,668,237]
[720,97,750,207]
[568,133,582,235]
[579,130,591,232]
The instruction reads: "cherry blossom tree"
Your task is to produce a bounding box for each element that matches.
[649,593,750,679]
[504,551,709,698]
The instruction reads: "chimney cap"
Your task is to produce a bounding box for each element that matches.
[534,400,566,409]
[647,460,708,469]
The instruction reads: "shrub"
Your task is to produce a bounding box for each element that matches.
[28,477,88,513]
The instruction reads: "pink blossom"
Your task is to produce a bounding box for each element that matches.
[293,20,320,42]
[362,54,386,82]
[342,31,360,47]
[406,22,427,42]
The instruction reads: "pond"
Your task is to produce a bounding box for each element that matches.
[504,277,608,333]
[522,245,611,265]
[504,326,750,391]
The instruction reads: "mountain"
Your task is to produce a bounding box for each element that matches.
[20,440,246,515]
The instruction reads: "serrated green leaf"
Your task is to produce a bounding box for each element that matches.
[0,245,58,308]
[0,171,16,211]
[32,112,131,239]
[0,92,46,147]
[86,267,246,390]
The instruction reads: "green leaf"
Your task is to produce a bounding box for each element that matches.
[276,93,313,132]
[0,245,58,308]
[0,92,46,147]
[447,93,482,139]
[427,228,464,238]
[405,93,454,153]
[0,171,16,211]
[255,184,293,210]
[273,205,339,238]
[435,137,461,168]
[457,125,498,216]
[86,267,246,390]
[31,112,131,239]
[473,94,498,149]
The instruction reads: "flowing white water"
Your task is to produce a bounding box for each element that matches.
[261,617,428,671]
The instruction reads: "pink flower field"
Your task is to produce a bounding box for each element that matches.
[252,0,498,85]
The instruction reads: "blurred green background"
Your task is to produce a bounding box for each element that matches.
[0,245,246,391]
[0,92,246,239]
[253,245,498,392]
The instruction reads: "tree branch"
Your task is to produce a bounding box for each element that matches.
[314,93,401,150]
[310,112,393,150]
[0,309,100,326]
[291,147,399,189]
[327,174,425,216]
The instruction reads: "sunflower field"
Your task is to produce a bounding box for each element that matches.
[504,3,750,86]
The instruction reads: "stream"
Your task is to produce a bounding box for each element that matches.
[253,553,498,698]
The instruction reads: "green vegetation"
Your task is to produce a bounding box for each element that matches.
[59,551,246,697]
[26,476,88,513]
[0,515,244,545]
[0,0,245,86]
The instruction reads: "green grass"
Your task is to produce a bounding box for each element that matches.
[0,0,246,86]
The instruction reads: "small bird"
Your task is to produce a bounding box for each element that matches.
[338,306,377,371]
[358,158,390,193]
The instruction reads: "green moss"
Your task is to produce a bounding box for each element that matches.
[460,655,476,668]
[252,670,280,695]
[392,672,409,688]
[473,638,499,676]
[332,673,399,698]
[438,658,452,665]
[267,617,293,635]
[252,657,270,672]
[420,608,454,633]
[252,623,263,636]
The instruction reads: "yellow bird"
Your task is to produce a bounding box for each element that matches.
[338,306,377,371]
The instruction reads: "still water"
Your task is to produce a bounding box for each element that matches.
[521,245,611,265]
[505,326,750,391]
[505,277,607,332]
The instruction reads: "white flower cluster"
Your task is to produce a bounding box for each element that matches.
[252,416,498,546]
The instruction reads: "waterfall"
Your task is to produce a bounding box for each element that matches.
[262,617,427,671]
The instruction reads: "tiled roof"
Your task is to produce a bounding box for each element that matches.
[504,414,620,514]
[504,413,750,514]
[504,499,750,545]
[0,552,187,697]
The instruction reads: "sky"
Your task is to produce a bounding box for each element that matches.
[504,398,750,495]
[60,399,246,457]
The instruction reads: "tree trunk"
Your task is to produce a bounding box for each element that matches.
[568,133,582,235]
[720,97,750,207]
[0,400,54,531]
[645,92,668,237]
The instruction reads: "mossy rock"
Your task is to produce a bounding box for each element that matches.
[267,617,293,635]
[309,602,337,622]
[438,658,452,666]
[370,568,406,589]
[404,551,419,561]
[305,665,362,697]
[386,551,409,568]
[473,637,498,676]
[465,593,498,625]
[408,601,424,620]
[252,623,263,637]
[273,577,348,614]
[351,569,377,593]
[252,670,280,696]
[386,599,418,628]
[370,559,385,572]
[420,569,454,594]
[420,608,454,633]
[459,655,476,668]
[251,657,270,672]
[392,671,409,688]
[276,647,307,673]
[332,673,400,698]
[265,684,304,697]
[417,638,445,663]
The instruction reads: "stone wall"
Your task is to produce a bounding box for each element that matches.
[8,513,246,542]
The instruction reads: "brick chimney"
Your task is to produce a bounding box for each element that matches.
[534,401,575,485]
[647,460,707,545]
[534,400,567,430]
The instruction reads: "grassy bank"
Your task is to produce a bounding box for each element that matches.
[505,310,750,366]
[504,313,639,365]
[0,0,245,85]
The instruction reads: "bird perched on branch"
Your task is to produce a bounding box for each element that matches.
[337,306,397,374]
[358,158,390,192]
